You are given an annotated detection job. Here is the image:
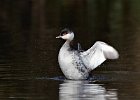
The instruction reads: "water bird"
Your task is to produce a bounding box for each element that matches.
[56,28,119,80]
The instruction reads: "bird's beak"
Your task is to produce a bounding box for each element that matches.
[56,35,61,38]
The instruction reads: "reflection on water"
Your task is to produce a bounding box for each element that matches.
[59,80,117,100]
[0,75,139,100]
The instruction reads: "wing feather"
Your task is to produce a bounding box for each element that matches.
[80,41,119,70]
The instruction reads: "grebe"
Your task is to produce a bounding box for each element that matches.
[56,28,119,80]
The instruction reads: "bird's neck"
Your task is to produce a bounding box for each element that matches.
[61,40,74,51]
[63,40,71,48]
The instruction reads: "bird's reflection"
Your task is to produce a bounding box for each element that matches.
[59,80,118,100]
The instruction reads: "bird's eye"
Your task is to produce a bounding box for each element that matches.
[62,32,67,36]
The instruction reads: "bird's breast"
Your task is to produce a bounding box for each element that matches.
[58,48,73,68]
[58,48,88,79]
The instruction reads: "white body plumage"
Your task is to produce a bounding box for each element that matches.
[58,41,89,79]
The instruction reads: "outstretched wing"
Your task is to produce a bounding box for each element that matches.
[80,41,119,70]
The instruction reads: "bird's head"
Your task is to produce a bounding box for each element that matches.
[56,28,74,41]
